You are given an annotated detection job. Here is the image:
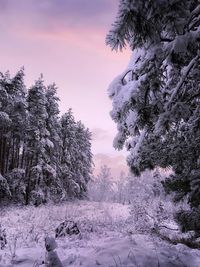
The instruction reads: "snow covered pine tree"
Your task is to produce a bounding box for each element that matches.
[106,0,200,234]
[0,69,27,202]
[60,111,93,198]
[0,70,93,204]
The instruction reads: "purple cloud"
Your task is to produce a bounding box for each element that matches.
[0,0,118,32]
[37,0,114,17]
[92,128,113,142]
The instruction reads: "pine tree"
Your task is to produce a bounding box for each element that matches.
[0,69,93,204]
[9,68,27,171]
[60,110,79,198]
[45,84,64,200]
[60,111,93,199]
[25,76,49,205]
[107,0,200,233]
[0,71,12,178]
[0,69,27,201]
[74,121,93,196]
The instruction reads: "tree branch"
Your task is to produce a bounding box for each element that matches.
[160,37,174,43]
[158,225,179,231]
[167,53,200,108]
[121,70,133,85]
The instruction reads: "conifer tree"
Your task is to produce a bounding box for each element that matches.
[0,71,12,178]
[8,69,27,171]
[107,0,200,233]
[60,112,93,198]
[25,76,49,205]
[0,70,93,204]
[74,121,93,196]
[45,84,64,200]
[60,110,80,198]
[0,70,27,202]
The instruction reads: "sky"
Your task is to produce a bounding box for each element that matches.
[0,0,131,177]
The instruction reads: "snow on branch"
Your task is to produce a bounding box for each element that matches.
[187,4,200,31]
[167,53,200,108]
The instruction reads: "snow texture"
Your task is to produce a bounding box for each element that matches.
[0,201,199,267]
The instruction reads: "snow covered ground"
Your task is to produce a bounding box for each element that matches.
[0,201,200,267]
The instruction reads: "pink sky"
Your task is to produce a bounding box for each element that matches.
[0,0,131,177]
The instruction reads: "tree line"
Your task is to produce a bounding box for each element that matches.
[0,69,93,205]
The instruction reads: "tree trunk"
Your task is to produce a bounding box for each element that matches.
[25,154,34,205]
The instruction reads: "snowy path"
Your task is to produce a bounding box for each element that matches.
[0,201,200,267]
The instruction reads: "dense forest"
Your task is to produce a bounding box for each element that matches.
[0,69,93,205]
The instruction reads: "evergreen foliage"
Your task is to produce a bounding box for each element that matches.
[107,0,200,233]
[0,70,93,204]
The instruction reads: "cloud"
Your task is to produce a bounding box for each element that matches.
[93,153,128,179]
[0,0,117,33]
[0,0,6,11]
[36,0,114,18]
[92,128,113,142]
[91,128,119,156]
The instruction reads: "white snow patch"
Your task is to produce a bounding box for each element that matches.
[0,201,200,267]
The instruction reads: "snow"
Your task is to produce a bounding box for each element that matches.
[125,111,137,133]
[43,138,54,149]
[129,129,146,158]
[0,201,200,267]
[167,53,200,108]
[0,112,11,125]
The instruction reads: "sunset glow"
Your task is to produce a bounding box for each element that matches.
[0,0,131,175]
